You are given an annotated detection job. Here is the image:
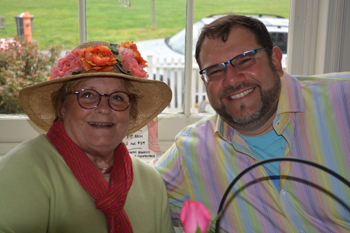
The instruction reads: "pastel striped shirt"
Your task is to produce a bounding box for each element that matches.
[153,72,350,233]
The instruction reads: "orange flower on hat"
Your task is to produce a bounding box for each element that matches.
[121,41,148,68]
[80,45,117,72]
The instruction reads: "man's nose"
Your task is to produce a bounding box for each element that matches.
[222,63,245,86]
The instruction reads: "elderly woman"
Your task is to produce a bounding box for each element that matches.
[0,41,174,233]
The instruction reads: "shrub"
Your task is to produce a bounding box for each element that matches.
[0,36,62,114]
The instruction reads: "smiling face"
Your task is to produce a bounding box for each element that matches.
[60,77,130,157]
[200,27,284,136]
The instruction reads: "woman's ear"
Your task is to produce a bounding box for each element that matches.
[60,100,67,120]
[271,46,284,76]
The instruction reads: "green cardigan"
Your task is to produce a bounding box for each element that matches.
[0,135,174,233]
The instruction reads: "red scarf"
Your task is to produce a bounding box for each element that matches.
[47,119,133,233]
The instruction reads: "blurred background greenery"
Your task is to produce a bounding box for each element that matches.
[0,0,290,50]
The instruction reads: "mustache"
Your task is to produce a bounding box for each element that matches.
[220,82,259,99]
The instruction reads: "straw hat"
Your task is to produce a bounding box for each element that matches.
[19,41,172,135]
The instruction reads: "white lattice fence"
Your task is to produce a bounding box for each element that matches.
[146,55,207,113]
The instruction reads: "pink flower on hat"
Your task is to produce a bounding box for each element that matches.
[50,49,83,80]
[121,41,148,68]
[180,200,211,233]
[119,47,148,79]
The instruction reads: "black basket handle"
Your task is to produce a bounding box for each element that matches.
[215,157,350,232]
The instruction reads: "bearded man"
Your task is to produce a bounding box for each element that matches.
[153,14,350,233]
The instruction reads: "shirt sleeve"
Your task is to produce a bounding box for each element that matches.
[152,142,190,225]
[0,145,50,233]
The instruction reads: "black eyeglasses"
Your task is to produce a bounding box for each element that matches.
[68,89,134,112]
[199,47,269,83]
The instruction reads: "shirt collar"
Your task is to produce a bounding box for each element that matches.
[215,114,234,142]
[276,72,305,115]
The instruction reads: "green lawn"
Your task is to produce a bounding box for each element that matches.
[0,0,290,50]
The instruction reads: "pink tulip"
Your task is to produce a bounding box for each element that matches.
[180,200,211,233]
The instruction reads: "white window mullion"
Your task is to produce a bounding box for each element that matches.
[183,0,194,117]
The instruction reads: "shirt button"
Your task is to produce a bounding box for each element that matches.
[276,121,280,126]
[299,229,305,233]
[281,189,286,195]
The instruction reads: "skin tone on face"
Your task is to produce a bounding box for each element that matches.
[200,27,284,136]
[60,77,130,170]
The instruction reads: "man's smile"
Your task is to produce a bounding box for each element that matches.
[227,88,254,100]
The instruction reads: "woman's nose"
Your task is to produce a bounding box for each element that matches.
[95,96,112,114]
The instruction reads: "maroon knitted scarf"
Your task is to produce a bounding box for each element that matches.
[47,119,134,232]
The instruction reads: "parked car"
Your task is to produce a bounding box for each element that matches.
[136,14,289,71]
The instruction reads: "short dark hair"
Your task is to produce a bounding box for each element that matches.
[52,77,142,124]
[195,14,273,69]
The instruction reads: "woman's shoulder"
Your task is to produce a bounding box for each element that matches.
[129,155,166,187]
[1,135,53,161]
[0,135,64,173]
[130,156,161,177]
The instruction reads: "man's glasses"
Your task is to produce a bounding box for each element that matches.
[199,47,269,83]
[68,89,134,112]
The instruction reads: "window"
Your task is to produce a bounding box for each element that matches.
[270,32,288,54]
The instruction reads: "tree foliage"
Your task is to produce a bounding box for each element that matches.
[0,36,62,114]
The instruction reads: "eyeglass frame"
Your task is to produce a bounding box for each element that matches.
[67,88,135,112]
[199,47,269,83]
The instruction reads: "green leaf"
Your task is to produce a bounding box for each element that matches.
[72,71,82,75]
[116,55,122,62]
[207,212,222,232]
[110,44,119,55]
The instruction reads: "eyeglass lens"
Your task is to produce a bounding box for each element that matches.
[204,51,257,82]
[77,89,131,111]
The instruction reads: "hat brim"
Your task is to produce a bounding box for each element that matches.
[19,41,172,135]
[19,73,172,135]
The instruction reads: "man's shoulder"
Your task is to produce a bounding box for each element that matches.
[293,72,350,86]
[175,114,218,138]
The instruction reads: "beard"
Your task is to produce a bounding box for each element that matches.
[212,63,281,129]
